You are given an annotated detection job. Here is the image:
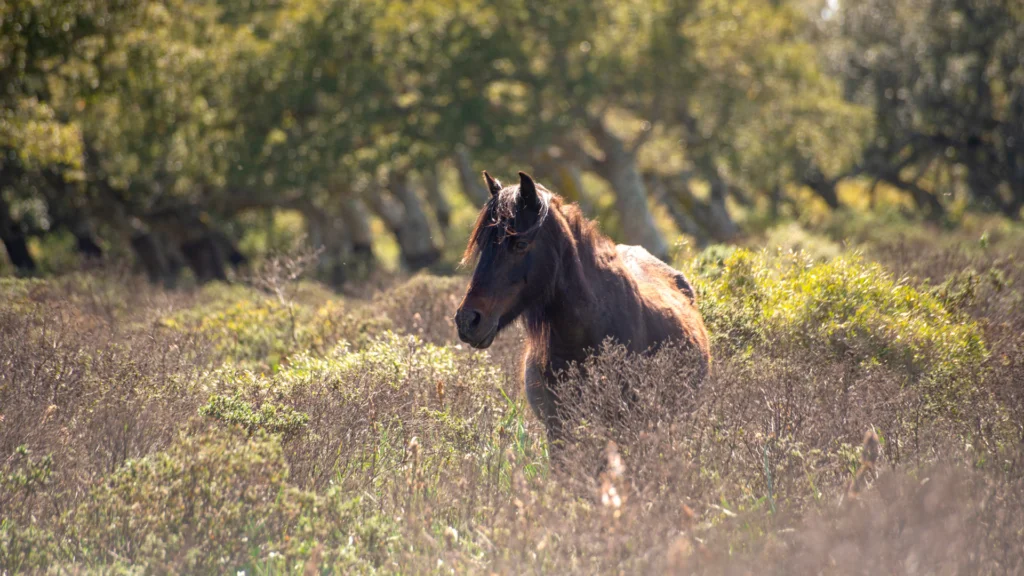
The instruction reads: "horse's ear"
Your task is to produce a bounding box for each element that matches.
[482,171,502,197]
[518,171,540,211]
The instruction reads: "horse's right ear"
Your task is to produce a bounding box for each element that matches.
[482,171,502,196]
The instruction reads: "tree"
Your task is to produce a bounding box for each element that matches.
[629,0,868,238]
[0,0,142,270]
[829,0,1024,217]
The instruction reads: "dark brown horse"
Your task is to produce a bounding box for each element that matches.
[455,171,711,445]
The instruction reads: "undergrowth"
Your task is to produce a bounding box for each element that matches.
[2,220,1022,574]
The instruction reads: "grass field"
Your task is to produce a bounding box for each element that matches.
[2,213,1023,574]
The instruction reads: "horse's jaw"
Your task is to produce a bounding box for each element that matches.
[474,328,498,349]
[463,322,498,350]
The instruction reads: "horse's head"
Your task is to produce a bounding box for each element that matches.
[455,171,557,349]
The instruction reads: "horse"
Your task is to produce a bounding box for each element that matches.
[454,171,711,447]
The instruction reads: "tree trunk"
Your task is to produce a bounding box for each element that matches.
[653,170,739,245]
[888,176,945,220]
[646,173,708,247]
[180,236,227,283]
[1007,148,1024,219]
[706,175,740,242]
[529,146,595,215]
[803,163,840,210]
[422,167,450,234]
[146,206,242,285]
[590,119,669,261]
[158,208,233,283]
[675,109,740,242]
[454,147,490,206]
[74,228,104,259]
[0,194,37,273]
[305,207,351,287]
[215,230,246,268]
[555,163,594,215]
[130,231,181,288]
[39,170,104,259]
[340,195,375,268]
[367,174,441,271]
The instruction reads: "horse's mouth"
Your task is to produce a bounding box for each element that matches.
[468,325,498,349]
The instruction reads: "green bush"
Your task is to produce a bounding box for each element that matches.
[160,283,391,369]
[192,331,542,497]
[760,222,843,262]
[373,274,466,344]
[0,521,64,574]
[67,428,394,573]
[199,394,310,436]
[0,446,62,573]
[688,247,987,379]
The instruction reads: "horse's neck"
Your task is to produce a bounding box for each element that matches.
[539,238,620,361]
[542,291,593,361]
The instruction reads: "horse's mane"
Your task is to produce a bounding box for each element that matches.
[554,197,609,264]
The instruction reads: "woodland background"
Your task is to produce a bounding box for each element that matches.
[2,0,1022,281]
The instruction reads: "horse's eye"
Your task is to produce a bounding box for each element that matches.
[513,239,529,253]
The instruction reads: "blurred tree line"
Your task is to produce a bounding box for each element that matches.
[1,0,1021,284]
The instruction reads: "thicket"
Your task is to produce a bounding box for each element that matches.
[2,217,1022,574]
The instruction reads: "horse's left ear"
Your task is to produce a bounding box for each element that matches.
[518,171,541,211]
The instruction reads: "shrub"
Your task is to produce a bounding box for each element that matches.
[198,332,540,493]
[2,225,1022,575]
[66,428,409,573]
[0,293,209,540]
[0,520,64,574]
[759,222,843,262]
[687,247,987,379]
[373,274,465,344]
[160,283,390,369]
[199,395,310,437]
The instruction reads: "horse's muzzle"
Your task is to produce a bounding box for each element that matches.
[455,306,497,349]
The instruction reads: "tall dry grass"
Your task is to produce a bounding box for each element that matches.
[1,225,1023,574]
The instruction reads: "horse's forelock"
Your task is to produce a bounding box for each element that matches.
[496,184,551,236]
[462,184,552,266]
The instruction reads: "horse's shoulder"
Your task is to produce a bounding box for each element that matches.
[615,244,696,304]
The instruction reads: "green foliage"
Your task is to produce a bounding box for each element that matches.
[196,330,544,499]
[681,0,871,191]
[0,277,48,303]
[688,247,987,379]
[0,520,65,575]
[759,222,843,263]
[829,0,1024,216]
[0,0,1019,281]
[0,0,140,170]
[0,99,83,170]
[373,274,467,343]
[160,283,391,368]
[199,394,309,436]
[0,446,53,526]
[317,333,460,390]
[67,428,394,573]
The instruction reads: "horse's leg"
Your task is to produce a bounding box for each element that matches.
[524,362,564,463]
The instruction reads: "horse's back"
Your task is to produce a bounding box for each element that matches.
[615,245,696,304]
[615,244,709,363]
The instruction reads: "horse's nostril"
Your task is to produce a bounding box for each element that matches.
[456,308,484,334]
